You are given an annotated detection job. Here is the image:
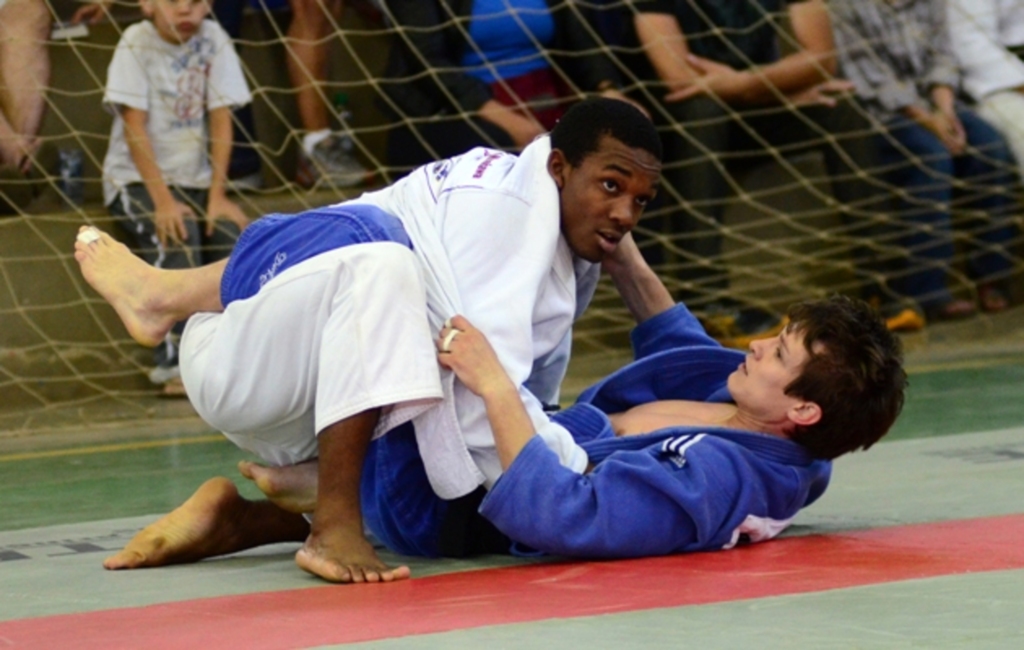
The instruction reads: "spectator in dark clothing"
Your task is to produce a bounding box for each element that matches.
[378,0,637,175]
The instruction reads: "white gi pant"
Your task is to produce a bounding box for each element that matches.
[179,242,443,466]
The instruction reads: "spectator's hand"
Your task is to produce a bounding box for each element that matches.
[937,107,967,154]
[598,88,650,120]
[153,200,194,247]
[921,86,966,154]
[436,315,511,398]
[205,193,250,236]
[785,79,856,108]
[0,134,39,174]
[918,110,966,155]
[662,55,750,104]
[72,0,113,25]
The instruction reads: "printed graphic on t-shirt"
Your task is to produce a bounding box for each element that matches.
[168,38,216,129]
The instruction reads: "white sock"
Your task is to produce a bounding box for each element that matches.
[302,129,332,155]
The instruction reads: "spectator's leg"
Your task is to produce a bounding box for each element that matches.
[227,105,262,182]
[286,0,370,188]
[951,108,1017,303]
[801,100,903,302]
[0,0,50,172]
[876,116,959,315]
[210,0,262,182]
[286,0,342,136]
[655,96,734,308]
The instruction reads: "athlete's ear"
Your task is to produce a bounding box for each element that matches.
[547,149,567,190]
[787,401,822,428]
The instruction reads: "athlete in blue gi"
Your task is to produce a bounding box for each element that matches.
[245,233,905,560]
[436,235,906,557]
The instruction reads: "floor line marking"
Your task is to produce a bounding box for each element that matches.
[0,435,225,462]
[2,513,1023,649]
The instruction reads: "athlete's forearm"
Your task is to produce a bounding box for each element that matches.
[604,235,674,324]
[479,379,537,471]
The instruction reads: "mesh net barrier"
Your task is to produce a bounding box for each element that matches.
[0,0,1021,431]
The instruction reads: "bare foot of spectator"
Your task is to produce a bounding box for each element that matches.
[104,477,308,569]
[238,459,318,514]
[73,226,181,347]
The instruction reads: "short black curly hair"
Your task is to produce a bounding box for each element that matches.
[550,98,662,166]
[783,295,907,460]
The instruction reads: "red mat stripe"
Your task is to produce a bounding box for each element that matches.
[5,514,1024,649]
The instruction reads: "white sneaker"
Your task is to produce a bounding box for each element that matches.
[296,135,372,189]
[227,170,264,194]
[147,365,181,385]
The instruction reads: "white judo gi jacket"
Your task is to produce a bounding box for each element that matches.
[354,137,596,499]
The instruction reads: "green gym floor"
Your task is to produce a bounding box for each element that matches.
[3,318,1024,648]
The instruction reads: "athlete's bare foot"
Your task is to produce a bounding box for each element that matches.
[104,477,308,570]
[74,227,177,347]
[295,526,411,584]
[238,459,318,514]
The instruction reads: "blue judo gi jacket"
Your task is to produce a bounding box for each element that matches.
[477,303,833,558]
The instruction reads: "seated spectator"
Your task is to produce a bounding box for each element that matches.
[0,0,50,213]
[101,0,251,394]
[949,0,1024,188]
[623,0,912,338]
[831,0,1017,320]
[378,0,636,175]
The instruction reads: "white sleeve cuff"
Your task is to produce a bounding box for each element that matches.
[535,420,589,474]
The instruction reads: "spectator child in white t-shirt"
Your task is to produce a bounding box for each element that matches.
[101,0,253,393]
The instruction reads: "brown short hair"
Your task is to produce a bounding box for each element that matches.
[784,295,906,459]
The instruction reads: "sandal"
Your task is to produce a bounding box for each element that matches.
[925,299,976,321]
[159,376,188,398]
[978,284,1010,313]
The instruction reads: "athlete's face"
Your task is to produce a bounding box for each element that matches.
[143,0,210,44]
[550,136,660,263]
[727,324,821,430]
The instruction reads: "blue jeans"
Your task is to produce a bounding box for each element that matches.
[878,108,1017,309]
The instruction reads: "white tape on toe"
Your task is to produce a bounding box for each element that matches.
[77,227,101,245]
